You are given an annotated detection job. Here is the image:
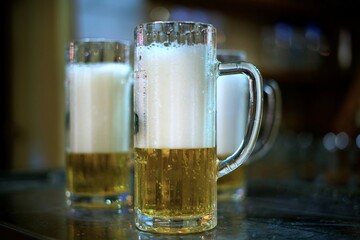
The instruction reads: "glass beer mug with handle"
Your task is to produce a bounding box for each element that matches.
[217,49,282,202]
[133,21,264,234]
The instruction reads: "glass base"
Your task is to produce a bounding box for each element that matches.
[66,191,133,209]
[135,211,217,234]
[217,187,246,202]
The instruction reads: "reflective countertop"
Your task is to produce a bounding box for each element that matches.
[0,169,359,239]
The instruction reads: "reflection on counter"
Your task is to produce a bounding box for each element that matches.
[247,130,360,192]
[67,208,134,240]
[1,180,358,239]
[137,229,218,240]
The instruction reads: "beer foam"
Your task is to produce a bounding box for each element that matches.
[135,43,215,149]
[216,74,249,156]
[67,63,132,153]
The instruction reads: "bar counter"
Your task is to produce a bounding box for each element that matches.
[0,169,359,240]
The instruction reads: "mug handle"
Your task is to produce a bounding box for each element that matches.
[217,62,263,178]
[248,79,282,163]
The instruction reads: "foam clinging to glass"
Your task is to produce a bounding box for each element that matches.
[135,43,215,149]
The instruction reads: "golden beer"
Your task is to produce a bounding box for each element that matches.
[217,155,247,201]
[66,152,131,208]
[135,147,217,233]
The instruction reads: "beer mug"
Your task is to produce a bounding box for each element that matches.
[133,21,264,234]
[217,50,282,202]
[65,39,133,208]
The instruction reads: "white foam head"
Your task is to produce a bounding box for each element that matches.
[67,63,132,153]
[134,43,216,149]
[216,74,249,156]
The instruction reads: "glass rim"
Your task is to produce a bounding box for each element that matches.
[67,38,132,46]
[135,21,215,30]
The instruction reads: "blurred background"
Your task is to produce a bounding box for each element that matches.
[3,0,360,190]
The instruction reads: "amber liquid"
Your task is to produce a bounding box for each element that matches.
[217,155,247,201]
[66,152,131,201]
[135,148,217,219]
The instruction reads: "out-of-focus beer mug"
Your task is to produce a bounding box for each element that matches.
[133,21,264,234]
[217,49,282,202]
[65,39,133,208]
